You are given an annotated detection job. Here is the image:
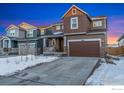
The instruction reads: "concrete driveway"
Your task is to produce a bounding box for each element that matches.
[0,57,99,85]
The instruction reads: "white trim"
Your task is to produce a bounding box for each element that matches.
[61,5,91,20]
[0,36,10,41]
[67,38,101,56]
[70,17,78,29]
[92,17,107,20]
[64,32,86,35]
[86,32,106,35]
[64,32,105,36]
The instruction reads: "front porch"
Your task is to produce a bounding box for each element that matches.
[43,36,66,56]
[0,37,18,55]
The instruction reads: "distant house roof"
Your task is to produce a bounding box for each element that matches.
[6,24,19,30]
[18,22,37,30]
[0,36,3,40]
[118,34,124,41]
[61,5,91,21]
[0,36,19,41]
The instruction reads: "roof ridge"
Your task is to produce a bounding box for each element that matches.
[61,4,91,21]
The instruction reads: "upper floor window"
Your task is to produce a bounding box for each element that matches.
[40,28,45,35]
[27,30,33,37]
[9,30,15,36]
[56,25,61,30]
[72,9,77,15]
[93,21,102,27]
[70,17,78,29]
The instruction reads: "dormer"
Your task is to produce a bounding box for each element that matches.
[90,16,107,31]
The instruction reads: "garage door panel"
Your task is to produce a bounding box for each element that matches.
[19,43,36,55]
[69,41,100,57]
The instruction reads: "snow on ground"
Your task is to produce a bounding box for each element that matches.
[86,57,124,85]
[0,55,59,76]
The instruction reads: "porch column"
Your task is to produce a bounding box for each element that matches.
[43,38,46,47]
[3,39,11,48]
[64,36,67,53]
[8,40,11,48]
[3,39,5,48]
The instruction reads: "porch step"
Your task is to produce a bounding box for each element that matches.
[43,52,67,57]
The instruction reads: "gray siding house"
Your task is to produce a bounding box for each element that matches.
[18,22,43,55]
[0,22,43,55]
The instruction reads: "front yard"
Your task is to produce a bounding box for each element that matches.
[86,56,124,85]
[0,55,58,76]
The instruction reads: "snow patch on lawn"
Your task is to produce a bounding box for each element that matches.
[0,55,59,76]
[86,57,124,85]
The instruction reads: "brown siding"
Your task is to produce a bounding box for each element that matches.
[63,6,91,34]
[64,7,84,17]
[63,15,90,33]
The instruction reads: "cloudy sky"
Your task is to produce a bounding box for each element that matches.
[0,3,124,44]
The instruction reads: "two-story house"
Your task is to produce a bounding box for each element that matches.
[0,24,25,55]
[42,5,107,57]
[17,22,43,55]
[0,22,43,55]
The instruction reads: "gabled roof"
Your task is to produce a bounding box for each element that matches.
[0,36,3,40]
[6,24,18,30]
[0,36,10,41]
[118,34,124,41]
[61,5,91,21]
[18,22,37,30]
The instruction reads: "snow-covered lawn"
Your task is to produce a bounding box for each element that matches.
[86,57,124,85]
[0,55,59,76]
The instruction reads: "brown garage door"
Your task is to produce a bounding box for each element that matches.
[69,41,100,57]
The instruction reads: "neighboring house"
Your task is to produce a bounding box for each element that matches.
[0,24,25,55]
[0,36,3,55]
[0,23,43,55]
[17,22,43,55]
[42,5,107,57]
[118,34,124,46]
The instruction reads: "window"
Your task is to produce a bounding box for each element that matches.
[62,25,64,30]
[72,9,77,15]
[56,25,61,30]
[40,29,45,35]
[70,17,78,29]
[9,30,15,36]
[93,21,102,27]
[27,30,33,37]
